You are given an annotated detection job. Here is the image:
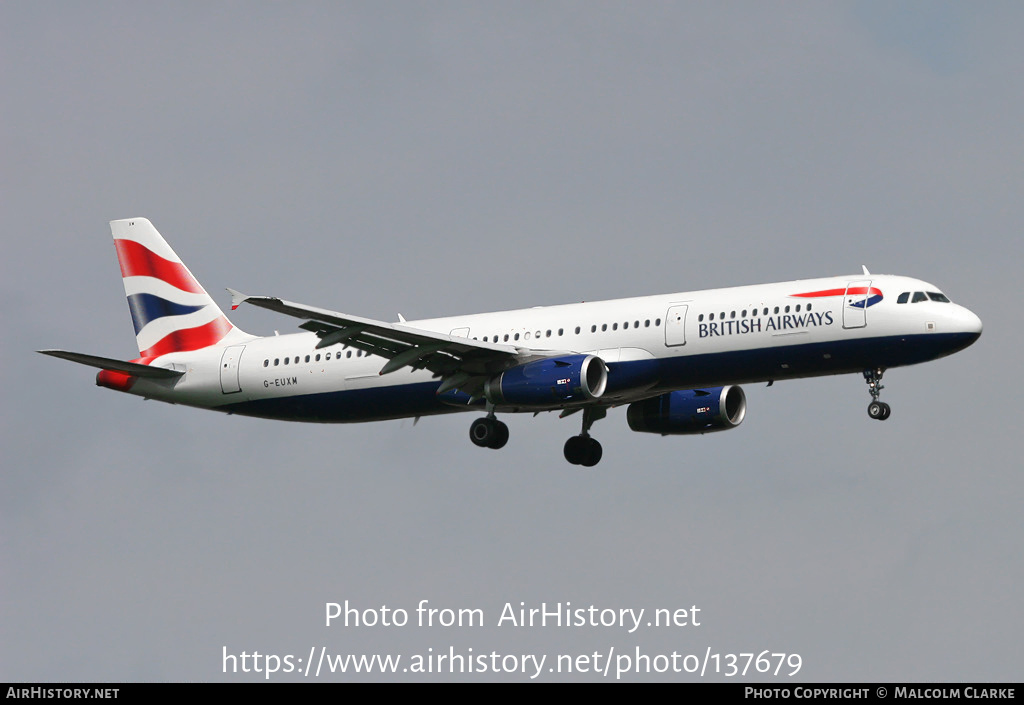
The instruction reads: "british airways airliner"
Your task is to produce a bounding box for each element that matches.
[40,218,982,466]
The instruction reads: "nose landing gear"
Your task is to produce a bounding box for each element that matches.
[864,368,891,420]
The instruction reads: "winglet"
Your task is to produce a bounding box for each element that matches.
[861,265,871,276]
[226,288,249,311]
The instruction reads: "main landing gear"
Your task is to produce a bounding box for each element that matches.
[863,368,891,421]
[469,413,509,449]
[563,407,606,467]
[468,406,608,466]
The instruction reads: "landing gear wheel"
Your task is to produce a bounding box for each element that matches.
[490,420,509,449]
[867,401,891,421]
[564,436,587,464]
[580,438,602,467]
[564,435,602,466]
[470,417,509,448]
[470,417,493,447]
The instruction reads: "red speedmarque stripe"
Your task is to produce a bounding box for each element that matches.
[114,239,205,294]
[139,316,235,358]
[792,287,881,298]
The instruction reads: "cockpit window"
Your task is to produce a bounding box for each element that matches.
[912,292,928,303]
[927,292,950,303]
[897,292,910,304]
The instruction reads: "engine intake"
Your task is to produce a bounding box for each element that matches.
[627,386,746,435]
[485,354,607,407]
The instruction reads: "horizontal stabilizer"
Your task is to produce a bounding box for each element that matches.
[37,350,184,378]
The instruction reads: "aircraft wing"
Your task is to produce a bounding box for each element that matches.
[228,289,552,396]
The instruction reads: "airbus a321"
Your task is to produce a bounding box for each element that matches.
[40,218,982,466]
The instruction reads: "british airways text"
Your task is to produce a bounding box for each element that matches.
[698,311,834,339]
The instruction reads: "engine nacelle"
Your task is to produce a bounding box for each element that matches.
[626,386,746,435]
[485,354,607,407]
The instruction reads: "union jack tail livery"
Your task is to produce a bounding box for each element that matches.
[110,218,249,361]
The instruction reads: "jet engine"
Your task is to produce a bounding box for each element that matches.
[626,386,746,435]
[484,355,607,407]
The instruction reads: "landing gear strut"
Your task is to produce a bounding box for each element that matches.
[470,412,509,449]
[863,368,891,421]
[564,407,606,467]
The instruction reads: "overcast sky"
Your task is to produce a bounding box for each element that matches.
[2,2,1021,682]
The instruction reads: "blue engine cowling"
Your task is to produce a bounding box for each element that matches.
[626,386,746,435]
[484,354,608,407]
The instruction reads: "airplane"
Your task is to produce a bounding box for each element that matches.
[39,218,983,466]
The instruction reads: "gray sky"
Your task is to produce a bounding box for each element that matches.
[2,2,1021,682]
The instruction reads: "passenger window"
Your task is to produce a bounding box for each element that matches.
[784,305,790,313]
[807,304,812,311]
[274,358,279,366]
[612,323,618,331]
[601,324,607,332]
[709,313,715,321]
[263,360,269,367]
[730,311,735,319]
[913,292,928,303]
[514,333,520,340]
[774,307,779,314]
[645,320,650,327]
[655,318,661,326]
[795,305,801,312]
[325,353,331,360]
[575,326,580,334]
[591,325,596,333]
[699,314,704,322]
[305,355,310,363]
[315,354,321,362]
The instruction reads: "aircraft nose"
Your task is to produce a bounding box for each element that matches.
[958,306,983,340]
[965,308,982,334]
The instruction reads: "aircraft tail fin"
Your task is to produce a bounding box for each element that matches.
[109,218,249,360]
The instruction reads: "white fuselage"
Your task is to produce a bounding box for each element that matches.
[124,273,982,423]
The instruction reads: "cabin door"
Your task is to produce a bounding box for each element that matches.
[842,280,872,329]
[664,304,689,346]
[219,345,245,394]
